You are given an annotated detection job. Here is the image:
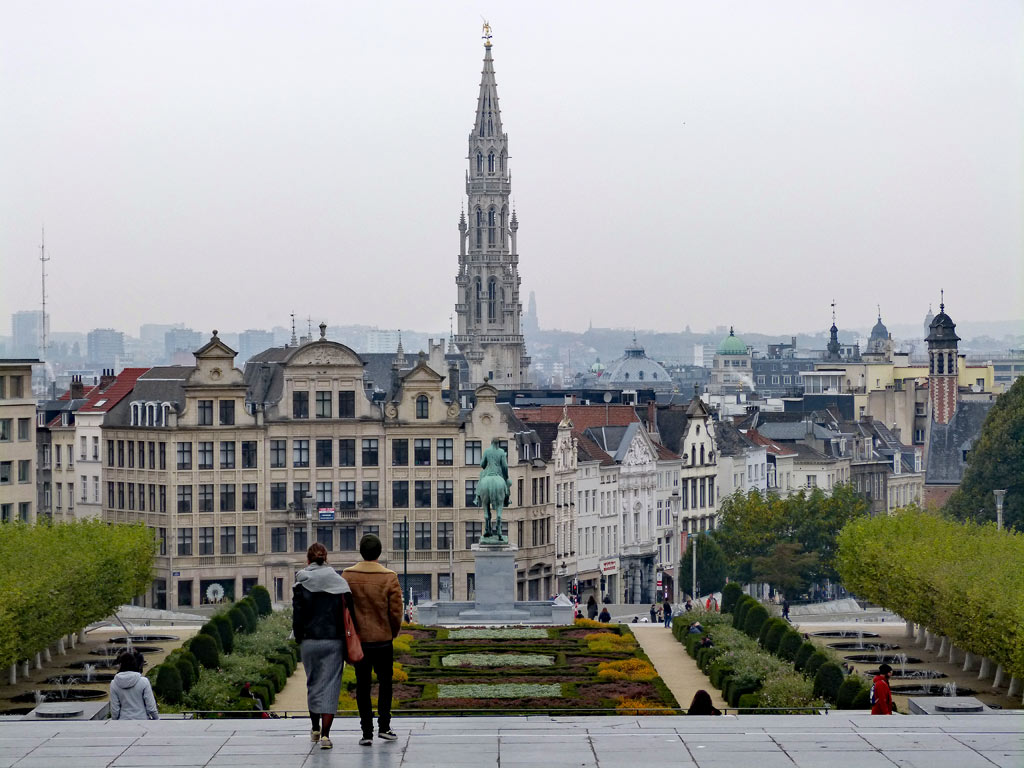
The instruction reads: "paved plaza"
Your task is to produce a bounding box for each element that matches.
[0,714,1021,768]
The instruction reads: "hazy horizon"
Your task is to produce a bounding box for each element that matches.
[2,1,1021,337]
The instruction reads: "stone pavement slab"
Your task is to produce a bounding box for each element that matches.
[0,713,1021,767]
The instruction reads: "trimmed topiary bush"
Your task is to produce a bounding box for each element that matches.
[721,582,743,614]
[154,663,183,705]
[737,692,761,712]
[189,632,220,669]
[764,620,789,654]
[733,596,754,629]
[777,630,803,662]
[793,642,817,672]
[173,657,194,692]
[198,622,222,652]
[211,614,234,654]
[836,676,865,709]
[236,602,258,633]
[812,662,845,703]
[249,585,272,616]
[227,606,248,635]
[803,651,829,680]
[743,603,769,639]
[851,687,871,709]
[758,616,781,646]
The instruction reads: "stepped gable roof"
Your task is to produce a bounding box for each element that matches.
[715,420,756,457]
[77,368,149,414]
[925,400,994,485]
[746,429,798,457]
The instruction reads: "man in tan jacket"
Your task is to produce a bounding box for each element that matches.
[343,534,404,746]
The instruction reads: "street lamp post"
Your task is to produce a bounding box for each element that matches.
[994,489,1007,531]
[303,494,314,551]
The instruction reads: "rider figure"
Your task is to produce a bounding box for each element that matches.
[476,437,511,540]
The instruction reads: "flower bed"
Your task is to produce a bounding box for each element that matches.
[441,653,554,667]
[438,683,562,699]
[344,620,677,714]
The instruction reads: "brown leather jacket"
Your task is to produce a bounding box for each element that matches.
[342,561,403,645]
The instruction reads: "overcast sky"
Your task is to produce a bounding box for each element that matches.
[2,0,1021,339]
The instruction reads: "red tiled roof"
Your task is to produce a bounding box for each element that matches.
[575,431,615,466]
[516,405,639,431]
[77,368,150,413]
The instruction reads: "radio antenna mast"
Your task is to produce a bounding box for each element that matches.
[39,227,50,364]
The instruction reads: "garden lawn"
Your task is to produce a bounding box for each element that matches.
[341,622,678,714]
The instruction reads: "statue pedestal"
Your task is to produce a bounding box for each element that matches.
[415,543,574,626]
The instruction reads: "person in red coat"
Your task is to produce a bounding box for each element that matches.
[870,663,894,714]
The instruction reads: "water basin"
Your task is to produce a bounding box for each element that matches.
[863,668,946,680]
[8,689,107,704]
[108,635,178,644]
[46,673,115,684]
[844,653,922,665]
[89,645,162,656]
[890,683,975,696]
[828,641,899,651]
[811,630,881,639]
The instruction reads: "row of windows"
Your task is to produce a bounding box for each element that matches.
[269,479,478,511]
[0,375,26,399]
[175,525,258,555]
[266,438,490,469]
[173,441,258,470]
[0,418,31,442]
[292,391,356,419]
[0,460,32,484]
[106,482,168,512]
[107,440,170,470]
[0,502,31,522]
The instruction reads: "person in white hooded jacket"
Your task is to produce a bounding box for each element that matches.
[109,651,159,720]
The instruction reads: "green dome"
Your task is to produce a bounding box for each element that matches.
[717,327,747,355]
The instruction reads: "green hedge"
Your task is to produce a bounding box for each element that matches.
[836,676,869,709]
[721,583,743,614]
[777,631,803,662]
[743,604,769,638]
[812,662,844,703]
[0,521,154,670]
[793,642,816,671]
[249,585,272,616]
[837,508,1024,678]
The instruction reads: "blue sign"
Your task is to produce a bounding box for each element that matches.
[318,509,335,521]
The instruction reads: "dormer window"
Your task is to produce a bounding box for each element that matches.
[416,395,429,420]
[130,402,141,426]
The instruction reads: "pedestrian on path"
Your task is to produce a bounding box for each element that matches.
[344,534,404,747]
[662,598,673,628]
[293,542,353,750]
[782,599,790,621]
[870,663,894,715]
[598,607,611,623]
[650,604,657,624]
[109,651,158,720]
[587,595,599,620]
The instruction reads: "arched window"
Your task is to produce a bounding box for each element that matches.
[623,372,629,380]
[488,208,496,246]
[476,153,483,173]
[130,402,140,426]
[474,279,482,323]
[700,445,705,464]
[937,353,944,374]
[416,395,429,419]
[691,445,696,465]
[500,151,506,171]
[488,278,497,323]
[475,208,482,248]
[638,370,644,381]
[488,152,494,173]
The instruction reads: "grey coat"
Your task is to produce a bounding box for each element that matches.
[109,671,159,720]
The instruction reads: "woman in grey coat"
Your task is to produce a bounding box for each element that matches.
[293,542,355,750]
[109,651,159,720]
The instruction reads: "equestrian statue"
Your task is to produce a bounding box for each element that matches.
[474,437,511,545]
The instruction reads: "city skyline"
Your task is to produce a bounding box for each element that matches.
[2,1,1021,336]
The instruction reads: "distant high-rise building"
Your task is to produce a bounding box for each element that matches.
[454,32,530,388]
[11,310,47,358]
[86,328,125,367]
[164,328,203,362]
[237,329,275,364]
[364,329,401,354]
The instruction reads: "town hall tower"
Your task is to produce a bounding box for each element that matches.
[455,27,531,389]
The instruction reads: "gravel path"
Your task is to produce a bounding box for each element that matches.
[630,624,726,711]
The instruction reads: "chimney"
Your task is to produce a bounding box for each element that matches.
[390,361,401,402]
[69,375,84,400]
[448,361,460,404]
[99,368,115,390]
[647,400,656,431]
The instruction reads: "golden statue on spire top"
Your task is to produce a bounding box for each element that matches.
[482,20,492,47]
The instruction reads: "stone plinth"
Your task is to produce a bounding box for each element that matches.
[415,543,573,626]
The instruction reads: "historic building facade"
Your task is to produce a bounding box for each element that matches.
[100,331,556,609]
[454,36,530,389]
[0,360,39,523]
